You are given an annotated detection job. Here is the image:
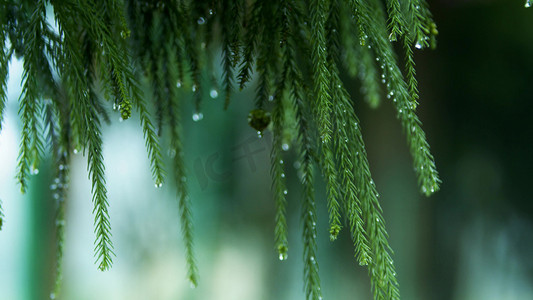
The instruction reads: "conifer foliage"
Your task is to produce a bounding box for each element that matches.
[0,0,441,299]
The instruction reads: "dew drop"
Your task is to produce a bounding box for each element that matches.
[176,81,182,88]
[281,173,285,178]
[421,186,427,193]
[58,164,65,171]
[192,112,204,122]
[189,280,197,289]
[257,131,263,138]
[73,148,79,154]
[282,143,289,151]
[279,252,288,261]
[411,126,416,132]
[168,148,177,158]
[209,8,214,15]
[197,17,206,25]
[155,182,163,188]
[526,0,531,8]
[209,89,218,98]
[283,189,288,195]
[192,84,197,92]
[268,95,274,101]
[30,166,39,175]
[50,292,56,299]
[415,42,422,49]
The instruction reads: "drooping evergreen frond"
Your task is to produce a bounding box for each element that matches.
[16,0,48,192]
[165,44,199,286]
[0,4,9,133]
[0,0,444,298]
[286,25,323,300]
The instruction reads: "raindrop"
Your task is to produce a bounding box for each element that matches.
[337,84,341,88]
[50,184,57,190]
[209,9,214,15]
[59,164,65,171]
[209,89,218,98]
[293,161,301,169]
[421,186,427,193]
[279,252,288,261]
[398,109,403,113]
[155,182,163,188]
[113,103,117,110]
[526,0,532,8]
[50,293,56,299]
[176,81,182,88]
[283,189,288,195]
[430,187,435,193]
[257,131,263,138]
[192,112,204,122]
[168,148,177,158]
[282,143,289,151]
[411,126,416,132]
[197,17,206,25]
[31,166,39,175]
[415,42,422,49]
[281,173,285,178]
[268,95,274,101]
[192,84,197,92]
[279,160,284,164]
[376,217,380,222]
[189,280,197,289]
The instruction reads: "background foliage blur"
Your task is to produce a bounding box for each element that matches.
[1,0,533,299]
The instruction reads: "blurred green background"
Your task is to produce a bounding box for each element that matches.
[1,0,533,299]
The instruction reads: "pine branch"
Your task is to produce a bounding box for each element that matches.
[0,9,9,133]
[271,69,289,261]
[309,0,333,145]
[408,0,438,49]
[220,0,244,109]
[349,0,440,196]
[86,110,115,271]
[17,0,48,192]
[52,0,116,270]
[384,0,405,41]
[165,44,199,287]
[289,52,323,300]
[238,0,262,90]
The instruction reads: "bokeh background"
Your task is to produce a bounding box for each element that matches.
[1,0,533,299]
